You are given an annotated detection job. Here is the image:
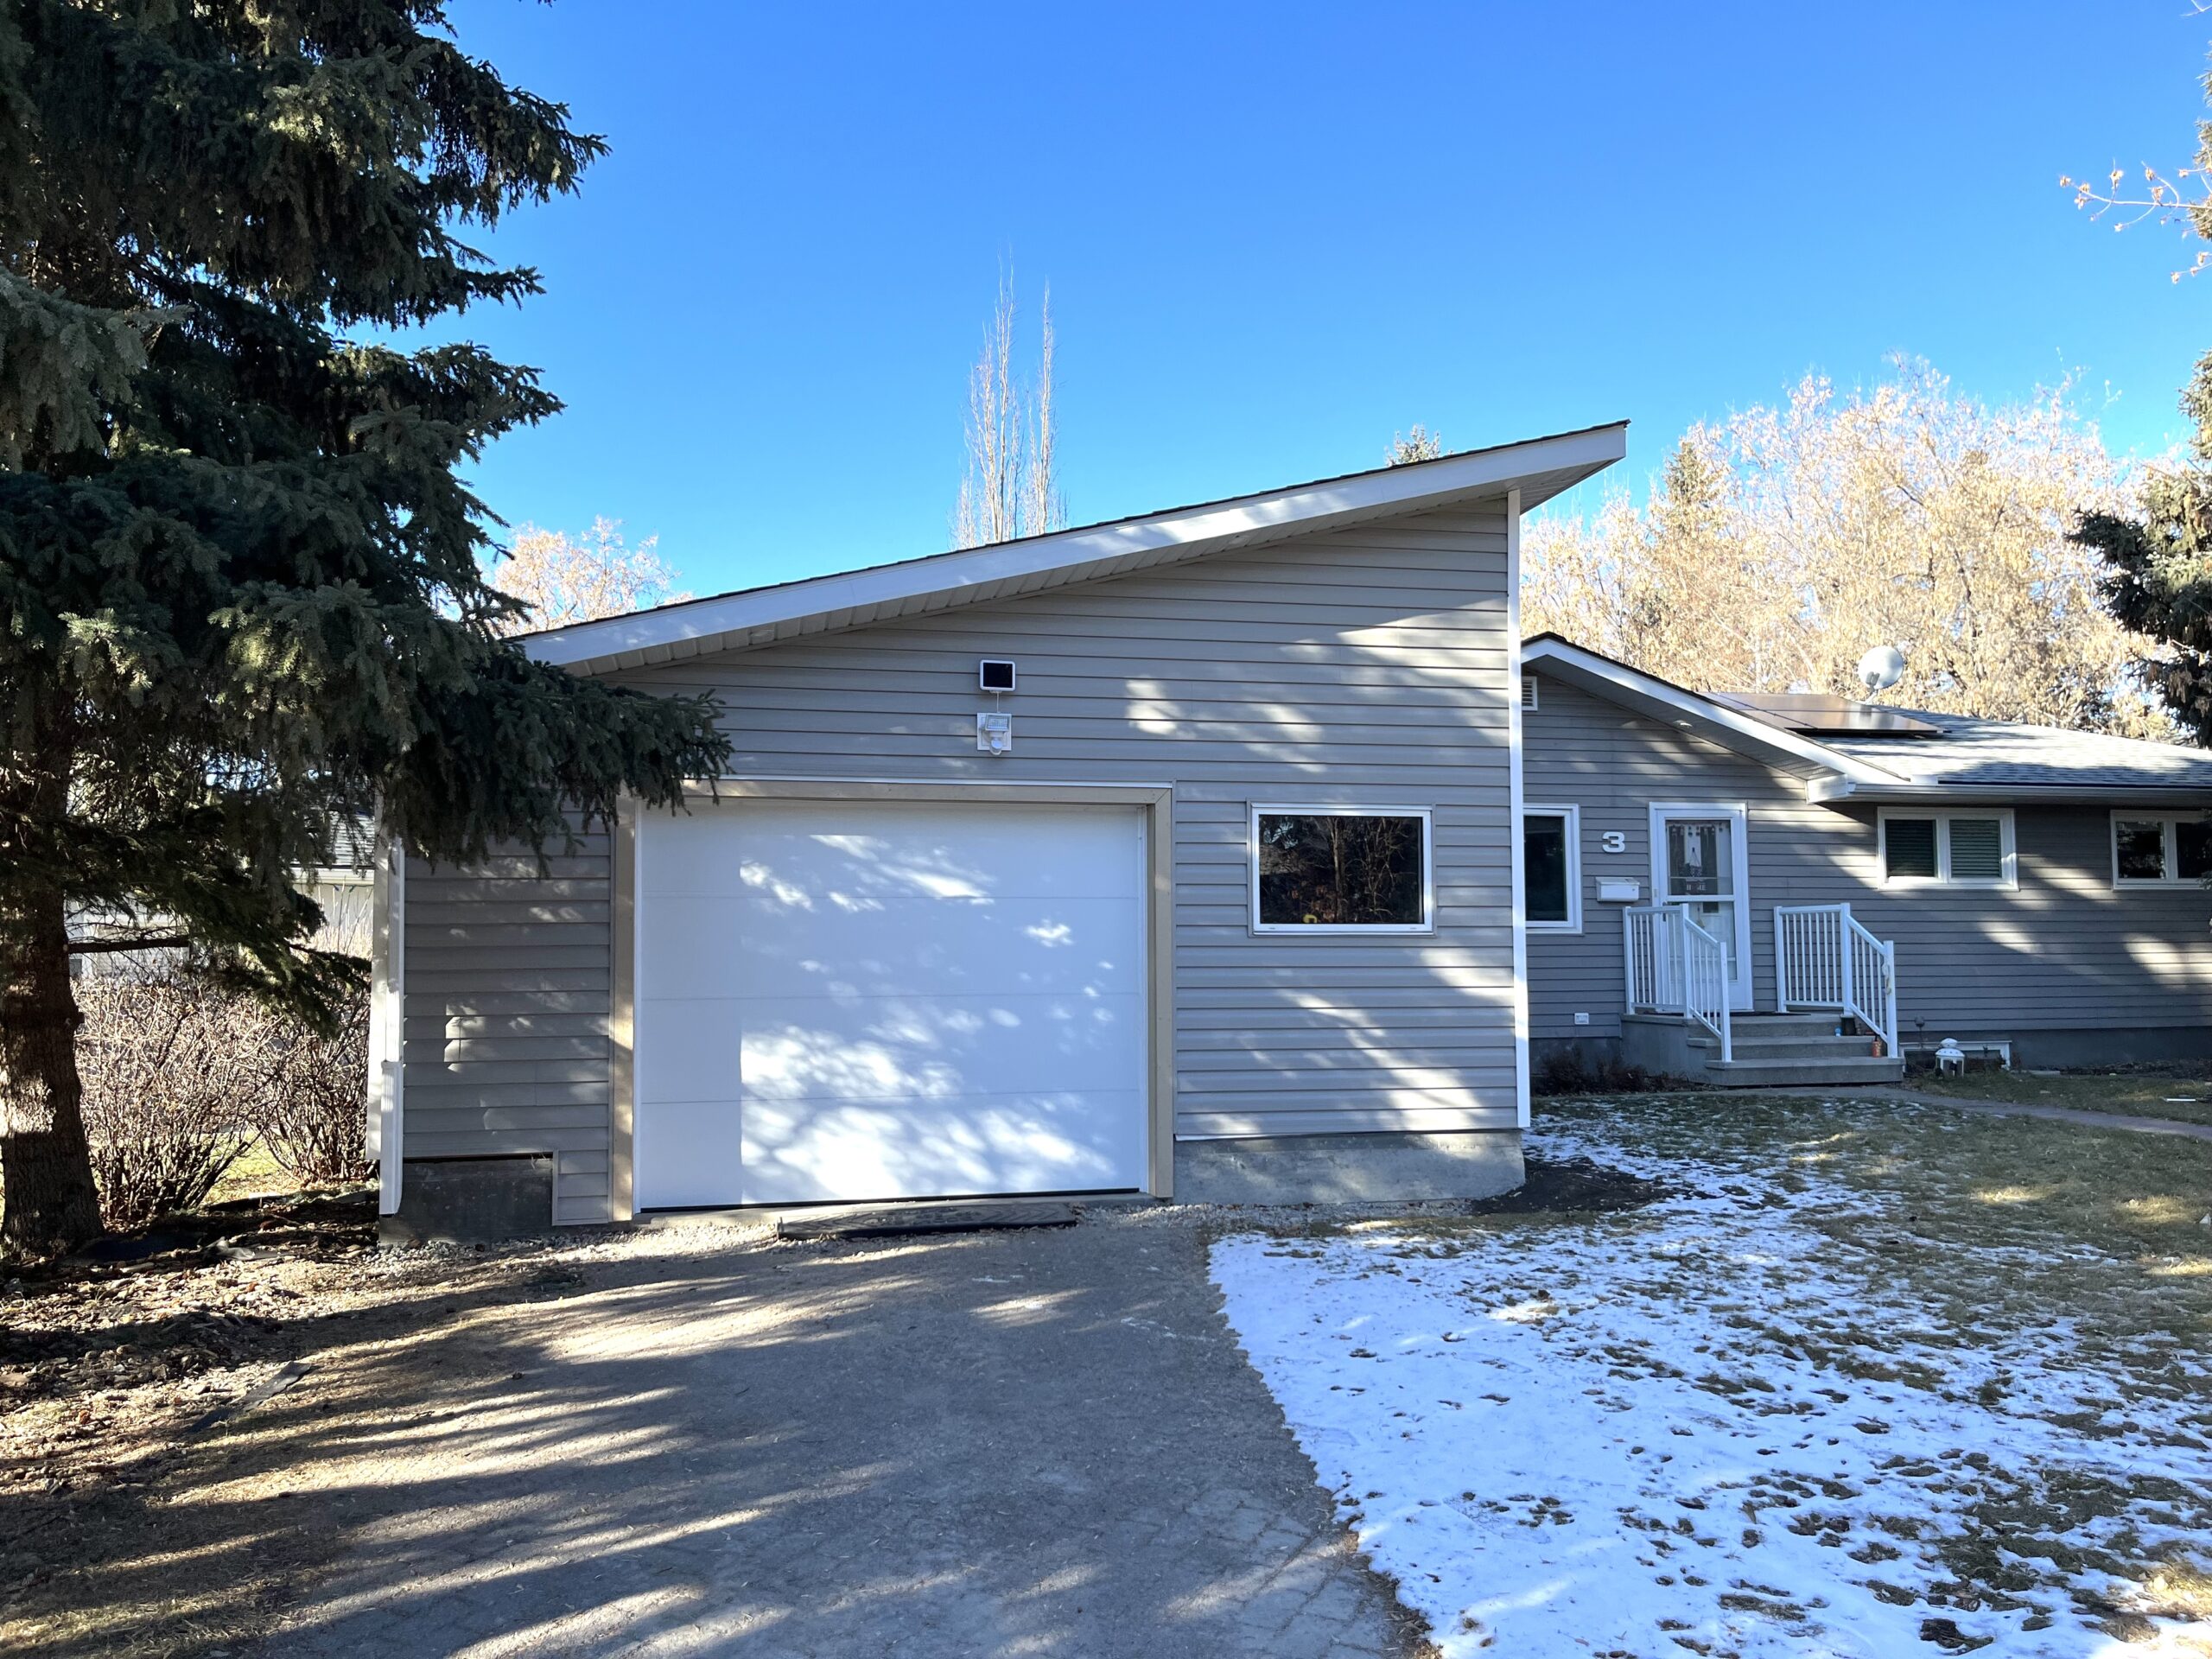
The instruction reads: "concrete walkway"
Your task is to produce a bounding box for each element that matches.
[1772,1084,2212,1142]
[257,1213,1423,1659]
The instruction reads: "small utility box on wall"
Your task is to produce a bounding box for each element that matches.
[1596,877,1643,903]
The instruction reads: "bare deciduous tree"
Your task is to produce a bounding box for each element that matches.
[483,518,686,635]
[1522,365,2171,736]
[955,276,1063,548]
[1388,425,1446,465]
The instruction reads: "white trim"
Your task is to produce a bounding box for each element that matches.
[1648,802,1753,1010]
[1522,802,1583,934]
[1249,804,1436,935]
[1519,637,1904,786]
[1877,806,2018,891]
[2109,809,2212,887]
[529,425,1629,673]
[371,842,405,1217]
[1506,490,1530,1128]
[631,785,1172,1205]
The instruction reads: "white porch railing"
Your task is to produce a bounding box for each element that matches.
[1624,905,1732,1062]
[1774,902,1898,1057]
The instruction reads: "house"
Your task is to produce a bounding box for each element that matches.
[365,422,2212,1236]
[1521,634,2212,1084]
[367,423,1629,1231]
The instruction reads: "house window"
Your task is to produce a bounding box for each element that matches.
[1251,807,1433,932]
[2111,812,2212,887]
[1878,809,2016,889]
[1522,804,1580,932]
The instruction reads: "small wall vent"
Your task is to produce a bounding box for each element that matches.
[1520,673,1539,710]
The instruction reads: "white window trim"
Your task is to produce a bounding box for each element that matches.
[2110,810,2212,888]
[1877,807,2017,891]
[1521,803,1581,934]
[1249,804,1435,935]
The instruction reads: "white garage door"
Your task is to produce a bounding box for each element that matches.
[634,798,1149,1208]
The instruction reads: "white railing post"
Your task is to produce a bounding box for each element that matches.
[1838,911,1854,1020]
[1882,939,1899,1059]
[1773,911,1789,1012]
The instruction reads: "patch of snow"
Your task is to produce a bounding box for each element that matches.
[1212,1117,2212,1658]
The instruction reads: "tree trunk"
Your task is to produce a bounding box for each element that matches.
[0,884,104,1251]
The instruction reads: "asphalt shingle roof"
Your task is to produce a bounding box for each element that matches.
[1815,711,2212,791]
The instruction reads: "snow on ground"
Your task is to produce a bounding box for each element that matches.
[1212,1112,2212,1658]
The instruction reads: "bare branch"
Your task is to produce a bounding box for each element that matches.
[67,934,192,956]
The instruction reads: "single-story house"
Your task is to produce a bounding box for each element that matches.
[1519,636,2212,1084]
[365,423,2212,1233]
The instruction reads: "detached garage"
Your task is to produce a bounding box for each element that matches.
[369,423,1627,1232]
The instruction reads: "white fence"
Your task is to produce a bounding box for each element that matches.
[1624,905,1732,1062]
[1774,902,1897,1056]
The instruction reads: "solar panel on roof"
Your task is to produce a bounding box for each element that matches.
[1707,691,1944,737]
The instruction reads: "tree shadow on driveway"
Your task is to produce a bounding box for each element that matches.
[12,1214,1435,1658]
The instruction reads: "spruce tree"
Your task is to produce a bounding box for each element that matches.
[2073,53,2212,742]
[0,3,731,1249]
[2077,360,2212,741]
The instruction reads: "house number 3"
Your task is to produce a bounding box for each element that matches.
[1599,831,1628,854]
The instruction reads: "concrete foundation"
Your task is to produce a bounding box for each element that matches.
[383,1155,555,1245]
[1173,1129,1524,1205]
[1544,1023,2212,1080]
[1906,1025,2212,1071]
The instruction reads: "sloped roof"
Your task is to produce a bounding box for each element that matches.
[525,423,1629,676]
[1816,713,2212,794]
[1522,634,2212,803]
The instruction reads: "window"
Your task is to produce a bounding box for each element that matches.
[1878,809,2016,889]
[2111,812,2212,887]
[1251,807,1433,932]
[1522,804,1581,932]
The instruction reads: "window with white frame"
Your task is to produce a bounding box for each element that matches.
[1522,804,1580,931]
[2111,812,2212,887]
[1878,808,2016,888]
[1251,806,1433,932]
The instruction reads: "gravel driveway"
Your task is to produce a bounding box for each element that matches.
[256,1209,1425,1658]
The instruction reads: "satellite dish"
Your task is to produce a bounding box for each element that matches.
[1857,645,1907,697]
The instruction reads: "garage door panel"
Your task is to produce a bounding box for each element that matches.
[635,995,739,1104]
[740,991,1145,1102]
[740,1090,1147,1205]
[636,896,749,1001]
[731,808,1140,902]
[633,1098,743,1209]
[726,897,1141,999]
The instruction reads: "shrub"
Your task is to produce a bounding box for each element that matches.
[1532,1048,1669,1096]
[74,972,280,1230]
[257,993,374,1186]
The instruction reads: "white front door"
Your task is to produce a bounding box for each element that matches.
[1650,804,1753,1010]
[633,797,1150,1209]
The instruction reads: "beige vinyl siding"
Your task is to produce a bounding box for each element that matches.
[616,505,1521,1145]
[1522,676,2212,1041]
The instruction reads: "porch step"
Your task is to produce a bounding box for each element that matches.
[1698,1055,1907,1090]
[1725,1013,1864,1036]
[1688,1033,1889,1062]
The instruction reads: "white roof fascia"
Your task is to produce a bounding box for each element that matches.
[529,423,1628,674]
[1519,638,1904,787]
[1813,778,2212,806]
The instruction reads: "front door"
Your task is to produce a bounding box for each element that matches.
[1651,804,1753,1010]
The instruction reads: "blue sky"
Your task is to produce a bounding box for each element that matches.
[441,0,2212,598]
